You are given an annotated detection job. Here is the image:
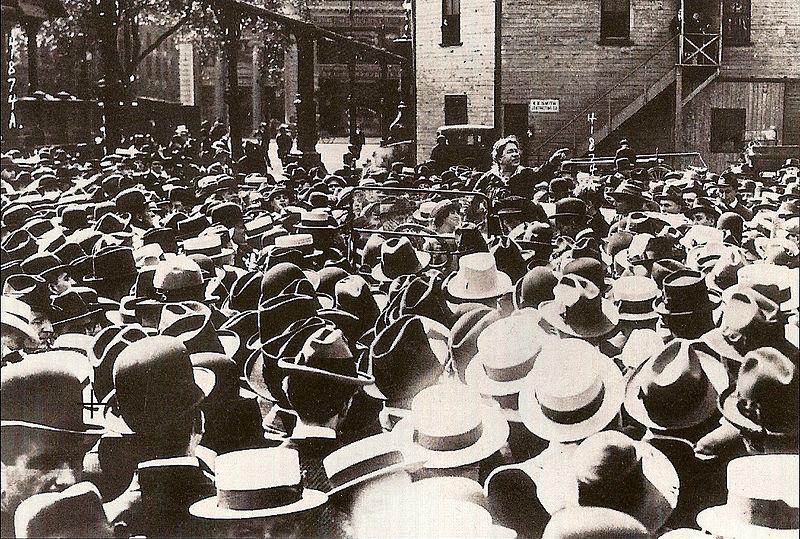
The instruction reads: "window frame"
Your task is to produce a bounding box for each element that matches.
[444,94,468,126]
[722,0,752,47]
[441,0,462,47]
[599,0,632,45]
[710,107,747,153]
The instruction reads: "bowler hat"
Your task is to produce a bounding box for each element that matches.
[110,336,215,434]
[542,507,648,539]
[1,354,104,436]
[551,197,588,220]
[514,266,557,309]
[685,197,721,221]
[143,227,178,254]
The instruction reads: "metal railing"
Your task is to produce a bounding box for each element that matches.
[533,35,679,161]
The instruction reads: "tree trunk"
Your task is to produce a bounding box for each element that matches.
[214,0,243,161]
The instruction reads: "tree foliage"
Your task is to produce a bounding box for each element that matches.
[24,0,315,98]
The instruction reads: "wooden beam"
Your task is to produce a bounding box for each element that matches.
[682,68,719,107]
[221,0,407,64]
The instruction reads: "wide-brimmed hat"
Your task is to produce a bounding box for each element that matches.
[323,432,425,497]
[159,301,226,355]
[1,296,41,344]
[465,310,548,422]
[535,431,679,534]
[14,482,111,539]
[624,340,728,432]
[718,347,798,437]
[685,197,722,221]
[365,315,449,405]
[395,384,509,469]
[51,287,104,328]
[277,326,373,385]
[518,338,624,442]
[371,237,432,282]
[448,307,504,383]
[610,182,649,204]
[1,353,104,438]
[446,252,513,301]
[190,448,328,519]
[611,276,659,321]
[542,507,649,539]
[737,263,798,312]
[539,274,619,339]
[83,245,138,284]
[697,454,799,539]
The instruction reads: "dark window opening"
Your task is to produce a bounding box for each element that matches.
[444,94,468,125]
[442,0,461,46]
[710,108,746,153]
[600,0,631,42]
[723,0,751,46]
[504,104,529,140]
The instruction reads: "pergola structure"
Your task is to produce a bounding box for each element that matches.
[212,0,413,166]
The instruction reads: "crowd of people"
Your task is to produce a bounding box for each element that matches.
[1,125,798,538]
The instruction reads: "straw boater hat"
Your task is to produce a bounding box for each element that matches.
[610,276,660,322]
[518,338,625,443]
[465,310,549,422]
[323,432,425,497]
[190,448,328,519]
[624,340,728,432]
[697,454,799,539]
[535,431,679,535]
[446,252,513,301]
[394,383,509,469]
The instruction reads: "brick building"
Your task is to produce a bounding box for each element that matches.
[413,0,800,171]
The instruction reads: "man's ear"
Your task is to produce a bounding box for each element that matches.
[47,282,59,295]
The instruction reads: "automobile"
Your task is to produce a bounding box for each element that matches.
[437,124,498,171]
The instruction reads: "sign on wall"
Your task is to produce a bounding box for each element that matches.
[529,99,560,113]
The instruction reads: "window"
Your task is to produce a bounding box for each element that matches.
[710,108,746,153]
[723,0,751,46]
[600,0,631,42]
[444,94,467,125]
[442,0,461,46]
[504,104,529,140]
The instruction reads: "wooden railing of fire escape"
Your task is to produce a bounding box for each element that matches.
[533,34,679,161]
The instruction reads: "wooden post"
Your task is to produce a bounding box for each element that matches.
[252,45,262,133]
[215,0,243,160]
[291,32,320,166]
[674,65,683,151]
[24,20,41,94]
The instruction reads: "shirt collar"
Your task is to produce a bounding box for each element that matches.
[291,421,337,440]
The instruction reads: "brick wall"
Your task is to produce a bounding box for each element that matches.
[721,0,800,79]
[502,0,679,163]
[414,0,497,161]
